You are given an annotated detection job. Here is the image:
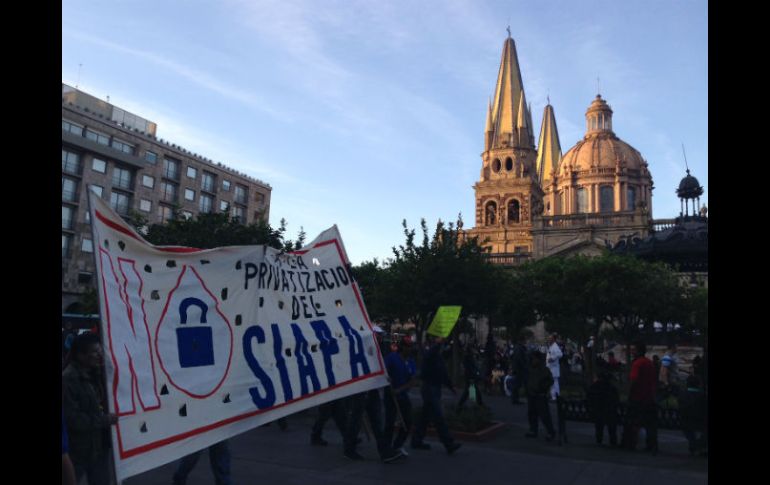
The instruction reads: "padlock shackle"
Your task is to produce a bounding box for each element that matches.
[179,297,209,324]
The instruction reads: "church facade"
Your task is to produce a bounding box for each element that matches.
[465,34,654,262]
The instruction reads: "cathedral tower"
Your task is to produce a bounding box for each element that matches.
[469,33,544,255]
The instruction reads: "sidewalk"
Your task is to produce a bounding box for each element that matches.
[124,392,707,485]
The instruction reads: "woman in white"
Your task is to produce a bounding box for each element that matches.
[546,334,563,401]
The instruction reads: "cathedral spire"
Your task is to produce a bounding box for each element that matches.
[489,36,531,149]
[484,98,493,150]
[536,102,562,184]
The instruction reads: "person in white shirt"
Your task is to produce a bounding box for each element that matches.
[546,333,563,401]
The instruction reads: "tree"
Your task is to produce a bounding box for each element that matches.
[133,210,302,251]
[386,217,503,350]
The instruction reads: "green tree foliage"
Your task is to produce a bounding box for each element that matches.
[359,217,504,348]
[133,209,302,251]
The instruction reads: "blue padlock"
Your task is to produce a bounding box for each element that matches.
[176,297,215,368]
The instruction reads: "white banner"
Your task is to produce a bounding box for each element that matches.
[87,191,387,481]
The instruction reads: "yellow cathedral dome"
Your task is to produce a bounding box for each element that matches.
[560,95,647,173]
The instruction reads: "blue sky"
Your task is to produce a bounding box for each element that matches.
[62,0,708,265]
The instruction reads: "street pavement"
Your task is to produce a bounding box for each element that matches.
[124,390,707,485]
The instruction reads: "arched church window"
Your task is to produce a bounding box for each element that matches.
[507,199,520,223]
[492,159,501,173]
[505,157,513,171]
[485,201,497,225]
[600,186,614,213]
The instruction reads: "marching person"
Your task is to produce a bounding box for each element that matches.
[62,333,118,485]
[384,338,417,454]
[411,335,462,455]
[546,333,563,401]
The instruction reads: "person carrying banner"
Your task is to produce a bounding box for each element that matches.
[310,399,349,446]
[343,326,405,463]
[62,333,118,485]
[410,336,462,455]
[384,338,417,454]
[172,440,233,485]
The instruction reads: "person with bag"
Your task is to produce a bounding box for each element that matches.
[456,345,484,409]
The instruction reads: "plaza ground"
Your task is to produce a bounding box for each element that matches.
[124,391,707,485]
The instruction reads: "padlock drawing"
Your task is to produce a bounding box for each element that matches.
[176,297,215,368]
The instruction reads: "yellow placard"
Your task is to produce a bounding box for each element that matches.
[426,306,462,338]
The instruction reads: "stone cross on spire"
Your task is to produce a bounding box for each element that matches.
[507,25,511,38]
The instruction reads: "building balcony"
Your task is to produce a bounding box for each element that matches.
[483,252,533,266]
[534,211,646,229]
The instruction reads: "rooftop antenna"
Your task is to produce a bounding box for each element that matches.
[681,143,690,174]
[597,77,601,96]
[76,63,82,89]
[547,89,550,105]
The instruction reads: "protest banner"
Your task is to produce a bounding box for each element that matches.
[426,306,462,338]
[87,191,388,480]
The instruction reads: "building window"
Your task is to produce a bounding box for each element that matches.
[112,138,135,155]
[84,210,90,224]
[233,206,245,222]
[234,185,247,204]
[139,199,152,212]
[220,200,230,212]
[142,175,155,188]
[91,158,107,173]
[505,158,513,172]
[576,187,587,213]
[81,238,94,253]
[185,188,195,201]
[492,159,501,173]
[160,182,178,202]
[110,191,131,215]
[507,199,520,223]
[85,128,110,145]
[112,166,133,190]
[62,206,74,230]
[600,186,614,213]
[145,151,158,164]
[255,192,265,205]
[62,119,84,135]
[91,185,104,197]
[199,194,213,213]
[627,186,637,210]
[62,177,78,202]
[158,205,174,222]
[163,157,180,180]
[222,180,231,191]
[186,166,198,179]
[62,149,81,174]
[62,235,71,258]
[202,172,216,193]
[78,272,93,285]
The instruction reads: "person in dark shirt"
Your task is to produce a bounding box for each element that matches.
[509,335,529,405]
[622,341,658,453]
[587,372,620,446]
[679,375,707,455]
[456,345,484,409]
[384,340,417,454]
[524,351,556,441]
[411,336,462,455]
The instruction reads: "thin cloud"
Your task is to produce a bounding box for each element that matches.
[63,29,292,123]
